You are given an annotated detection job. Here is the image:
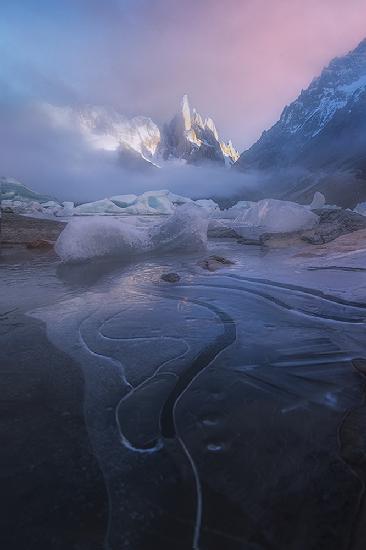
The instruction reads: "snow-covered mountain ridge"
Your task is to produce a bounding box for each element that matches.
[45,96,238,170]
[237,38,366,171]
[160,95,239,166]
[236,38,366,206]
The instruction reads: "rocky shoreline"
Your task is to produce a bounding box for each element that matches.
[0,212,66,248]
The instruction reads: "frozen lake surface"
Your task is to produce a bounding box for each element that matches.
[2,238,366,549]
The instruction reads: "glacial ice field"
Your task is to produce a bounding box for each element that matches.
[2,217,366,550]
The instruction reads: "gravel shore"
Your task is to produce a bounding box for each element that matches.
[0,212,66,247]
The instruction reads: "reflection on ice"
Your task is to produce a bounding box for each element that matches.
[29,249,366,549]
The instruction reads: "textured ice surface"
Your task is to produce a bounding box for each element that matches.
[28,241,366,550]
[55,204,208,262]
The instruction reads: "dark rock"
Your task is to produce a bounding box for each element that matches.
[208,226,241,238]
[161,273,181,283]
[237,208,366,248]
[301,209,366,244]
[237,237,263,246]
[198,256,235,272]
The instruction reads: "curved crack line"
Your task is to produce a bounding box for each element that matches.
[307,266,366,273]
[146,292,237,550]
[222,273,366,310]
[170,282,366,324]
[78,311,132,388]
[106,289,237,549]
[74,309,132,550]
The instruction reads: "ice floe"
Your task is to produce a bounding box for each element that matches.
[55,204,208,262]
[231,198,320,234]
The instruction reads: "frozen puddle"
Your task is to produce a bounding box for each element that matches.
[30,255,366,550]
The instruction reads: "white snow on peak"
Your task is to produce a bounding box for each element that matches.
[192,108,204,128]
[205,117,219,141]
[78,106,161,161]
[35,97,239,169]
[280,48,366,139]
[220,140,240,164]
[181,94,192,132]
[43,103,161,162]
[176,95,239,164]
[339,74,366,96]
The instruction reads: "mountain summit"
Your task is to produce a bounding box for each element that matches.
[50,96,239,171]
[237,38,366,206]
[159,95,239,166]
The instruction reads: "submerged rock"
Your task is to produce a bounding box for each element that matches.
[198,255,235,272]
[161,273,181,283]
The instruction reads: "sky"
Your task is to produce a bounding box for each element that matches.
[1,0,366,199]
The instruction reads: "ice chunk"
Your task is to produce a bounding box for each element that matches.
[233,200,256,209]
[124,190,174,215]
[42,200,61,208]
[308,192,326,210]
[149,204,208,252]
[0,177,53,203]
[55,204,208,262]
[214,200,256,219]
[56,201,74,217]
[166,191,193,205]
[195,199,219,212]
[74,199,124,214]
[110,194,138,208]
[354,202,366,216]
[55,217,147,262]
[234,198,319,234]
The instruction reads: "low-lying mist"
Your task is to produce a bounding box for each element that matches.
[3,99,359,208]
[0,99,266,204]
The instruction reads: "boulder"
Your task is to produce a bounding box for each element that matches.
[198,255,234,272]
[301,208,366,245]
[161,272,181,283]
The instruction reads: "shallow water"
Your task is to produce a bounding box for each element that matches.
[2,241,366,549]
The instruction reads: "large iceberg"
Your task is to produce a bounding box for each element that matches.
[55,204,208,262]
[74,199,125,215]
[213,200,256,219]
[0,177,54,203]
[194,199,219,213]
[233,198,319,234]
[123,190,174,215]
[110,194,138,208]
[150,203,208,252]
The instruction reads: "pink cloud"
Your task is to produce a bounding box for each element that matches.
[98,0,366,150]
